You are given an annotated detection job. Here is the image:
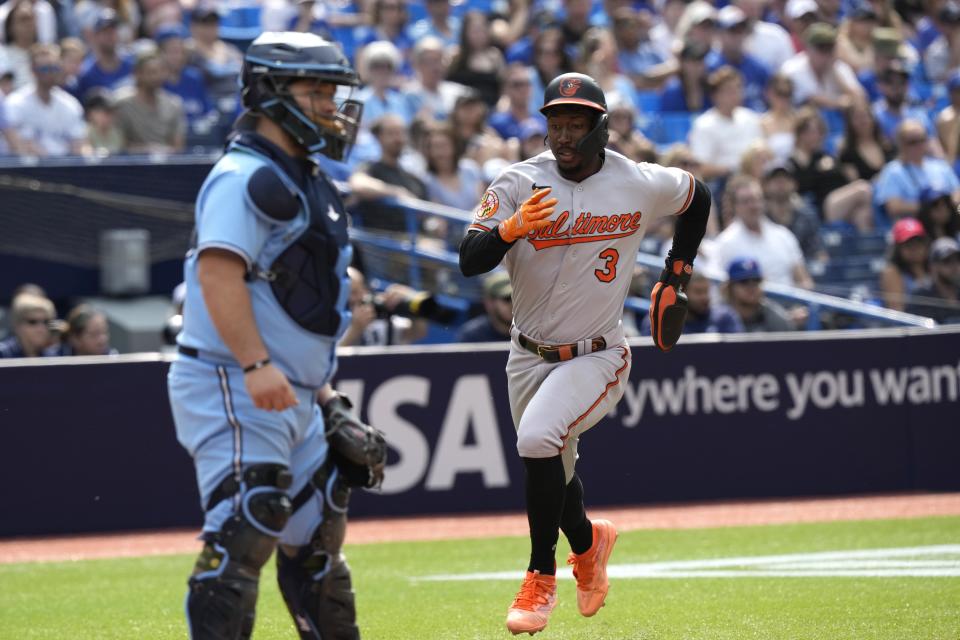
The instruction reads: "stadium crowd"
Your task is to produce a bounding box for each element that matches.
[1,0,960,353]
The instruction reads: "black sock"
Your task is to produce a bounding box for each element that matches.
[560,473,594,555]
[523,455,566,575]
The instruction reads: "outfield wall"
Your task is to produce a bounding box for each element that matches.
[1,327,958,538]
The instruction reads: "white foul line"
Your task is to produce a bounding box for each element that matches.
[414,545,960,582]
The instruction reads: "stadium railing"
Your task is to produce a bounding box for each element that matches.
[349,195,938,330]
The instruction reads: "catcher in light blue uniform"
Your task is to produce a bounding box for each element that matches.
[167,32,386,640]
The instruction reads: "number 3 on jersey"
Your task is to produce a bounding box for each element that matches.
[594,248,619,283]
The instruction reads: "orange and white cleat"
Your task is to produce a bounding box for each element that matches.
[505,570,558,635]
[567,519,618,617]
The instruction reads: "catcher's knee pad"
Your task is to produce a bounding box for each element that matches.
[187,464,293,640]
[276,460,358,639]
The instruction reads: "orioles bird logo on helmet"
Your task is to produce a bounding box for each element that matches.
[559,77,582,97]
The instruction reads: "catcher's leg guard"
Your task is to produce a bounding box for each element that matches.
[277,459,360,640]
[187,464,293,640]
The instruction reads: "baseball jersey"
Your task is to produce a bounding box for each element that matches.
[177,136,351,389]
[467,149,694,343]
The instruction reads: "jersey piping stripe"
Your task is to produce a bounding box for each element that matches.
[558,346,631,452]
[673,171,695,216]
[217,365,244,510]
[468,222,494,232]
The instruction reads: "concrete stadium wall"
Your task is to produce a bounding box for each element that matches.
[1,327,958,538]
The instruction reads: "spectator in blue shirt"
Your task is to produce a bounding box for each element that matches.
[489,62,542,141]
[874,119,960,227]
[73,9,132,102]
[857,27,921,103]
[456,271,513,343]
[872,60,941,151]
[354,0,413,76]
[641,271,745,335]
[660,38,713,113]
[355,40,414,129]
[611,7,667,90]
[156,24,214,134]
[407,0,461,49]
[707,5,770,112]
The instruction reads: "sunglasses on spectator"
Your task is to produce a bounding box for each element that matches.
[812,44,835,53]
[21,317,51,326]
[903,137,927,146]
[536,48,561,56]
[736,278,762,286]
[36,64,61,73]
[508,79,531,88]
[369,61,394,70]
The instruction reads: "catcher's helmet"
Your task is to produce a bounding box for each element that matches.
[540,72,609,160]
[242,32,362,159]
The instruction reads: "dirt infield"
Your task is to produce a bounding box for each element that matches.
[2,492,958,564]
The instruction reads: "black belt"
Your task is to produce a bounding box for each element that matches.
[517,333,606,363]
[178,345,199,358]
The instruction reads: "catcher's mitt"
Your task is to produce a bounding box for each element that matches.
[321,393,387,489]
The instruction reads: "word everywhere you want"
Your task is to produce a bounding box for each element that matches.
[619,362,960,424]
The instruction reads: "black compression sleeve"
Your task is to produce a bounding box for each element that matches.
[666,178,711,265]
[458,228,513,276]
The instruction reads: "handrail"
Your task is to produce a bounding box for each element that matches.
[633,251,937,329]
[351,196,938,329]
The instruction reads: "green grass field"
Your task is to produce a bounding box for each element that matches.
[2,516,959,639]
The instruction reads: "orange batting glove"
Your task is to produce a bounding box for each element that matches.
[498,187,558,242]
[649,259,693,352]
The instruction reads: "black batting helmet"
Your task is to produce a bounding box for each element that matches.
[540,72,609,159]
[540,72,607,115]
[242,32,362,160]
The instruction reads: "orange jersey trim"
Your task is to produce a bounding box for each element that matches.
[673,171,695,216]
[558,346,631,452]
[468,222,494,232]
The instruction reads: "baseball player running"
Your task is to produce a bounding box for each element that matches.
[168,33,385,640]
[459,72,711,635]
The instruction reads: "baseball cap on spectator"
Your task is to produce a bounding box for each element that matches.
[727,257,763,282]
[83,88,115,112]
[155,23,189,44]
[717,5,749,30]
[191,6,221,23]
[804,22,838,47]
[686,3,718,27]
[929,237,960,262]
[872,27,908,58]
[94,8,120,31]
[786,0,818,20]
[940,1,960,24]
[881,58,910,82]
[891,217,926,244]
[919,186,953,207]
[483,271,513,300]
